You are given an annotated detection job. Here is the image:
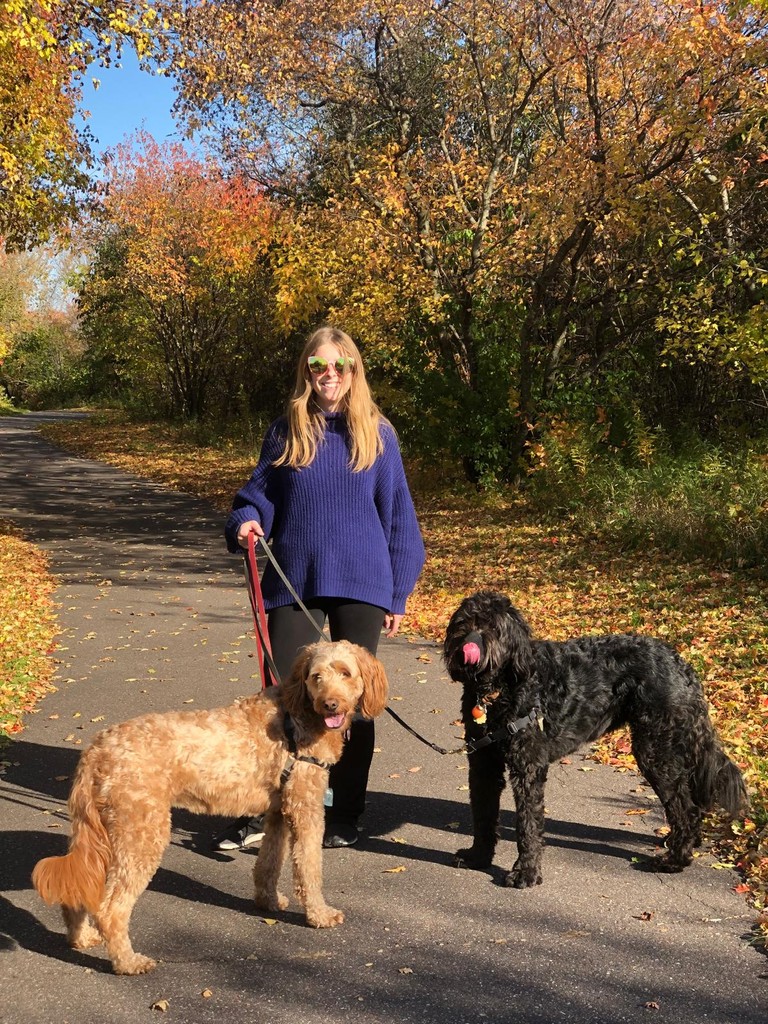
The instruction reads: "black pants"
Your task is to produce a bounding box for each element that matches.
[267,599,385,824]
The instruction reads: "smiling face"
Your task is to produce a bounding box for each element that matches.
[309,341,354,413]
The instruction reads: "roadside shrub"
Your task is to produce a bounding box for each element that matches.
[529,424,768,570]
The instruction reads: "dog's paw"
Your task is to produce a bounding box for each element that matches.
[643,853,688,874]
[307,905,344,929]
[71,932,103,950]
[70,922,103,950]
[453,847,493,870]
[503,865,543,888]
[113,953,157,975]
[254,889,289,912]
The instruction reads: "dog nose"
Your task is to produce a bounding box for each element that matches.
[462,631,484,665]
[323,699,339,713]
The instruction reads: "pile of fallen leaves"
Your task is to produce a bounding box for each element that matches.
[18,413,767,942]
[0,519,58,738]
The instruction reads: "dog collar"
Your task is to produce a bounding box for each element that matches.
[471,690,501,725]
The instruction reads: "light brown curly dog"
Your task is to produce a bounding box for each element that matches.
[32,640,388,975]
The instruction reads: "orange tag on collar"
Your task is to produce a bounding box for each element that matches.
[471,705,487,724]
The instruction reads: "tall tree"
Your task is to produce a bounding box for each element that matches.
[173,0,768,475]
[0,0,169,248]
[78,134,275,420]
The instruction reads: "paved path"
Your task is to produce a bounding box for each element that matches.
[0,412,765,1024]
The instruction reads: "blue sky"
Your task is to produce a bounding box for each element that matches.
[77,48,182,156]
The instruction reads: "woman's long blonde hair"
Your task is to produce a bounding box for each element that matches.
[274,327,386,471]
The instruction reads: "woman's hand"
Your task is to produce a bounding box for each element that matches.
[383,613,403,638]
[236,520,265,549]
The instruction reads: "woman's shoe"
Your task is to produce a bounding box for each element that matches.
[210,815,265,851]
[322,822,359,848]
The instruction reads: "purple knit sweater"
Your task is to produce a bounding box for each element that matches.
[225,413,425,614]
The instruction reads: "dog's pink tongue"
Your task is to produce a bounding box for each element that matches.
[324,713,345,729]
[463,642,482,665]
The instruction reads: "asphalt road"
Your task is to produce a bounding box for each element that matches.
[0,412,765,1024]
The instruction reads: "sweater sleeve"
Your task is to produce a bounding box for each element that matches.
[223,419,286,553]
[377,426,426,614]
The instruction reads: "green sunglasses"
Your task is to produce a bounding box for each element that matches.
[307,355,355,375]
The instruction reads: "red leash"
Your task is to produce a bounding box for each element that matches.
[244,531,275,690]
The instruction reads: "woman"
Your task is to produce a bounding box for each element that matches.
[213,326,425,850]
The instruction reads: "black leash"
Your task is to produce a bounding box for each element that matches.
[383,704,467,756]
[242,534,542,756]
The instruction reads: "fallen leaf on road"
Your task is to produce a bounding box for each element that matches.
[150,1000,170,1012]
[383,866,406,873]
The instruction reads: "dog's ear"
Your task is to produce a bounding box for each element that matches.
[506,605,536,680]
[354,647,389,719]
[278,644,315,718]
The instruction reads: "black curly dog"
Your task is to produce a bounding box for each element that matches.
[443,591,748,888]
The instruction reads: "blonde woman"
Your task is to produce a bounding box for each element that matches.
[214,327,425,850]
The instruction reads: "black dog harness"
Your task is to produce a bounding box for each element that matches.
[279,712,333,788]
[465,706,544,755]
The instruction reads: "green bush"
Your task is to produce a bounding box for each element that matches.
[529,424,768,570]
[1,322,91,409]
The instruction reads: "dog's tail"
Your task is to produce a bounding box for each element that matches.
[693,738,749,817]
[32,757,111,914]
